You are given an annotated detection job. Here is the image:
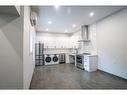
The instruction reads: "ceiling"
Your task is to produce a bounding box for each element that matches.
[31,6,126,34]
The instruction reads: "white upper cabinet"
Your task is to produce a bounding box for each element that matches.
[69,31,80,49]
[36,33,70,49]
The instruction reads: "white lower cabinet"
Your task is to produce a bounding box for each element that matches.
[84,55,98,72]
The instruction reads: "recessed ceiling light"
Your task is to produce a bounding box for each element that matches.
[48,20,52,25]
[54,4,60,9]
[64,29,68,32]
[46,28,49,31]
[89,12,94,17]
[72,24,76,28]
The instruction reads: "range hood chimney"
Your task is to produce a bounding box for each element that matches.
[78,25,90,42]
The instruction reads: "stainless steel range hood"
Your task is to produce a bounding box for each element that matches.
[78,25,90,42]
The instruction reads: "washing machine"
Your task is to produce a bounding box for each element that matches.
[44,54,59,65]
[44,54,52,65]
[52,54,59,64]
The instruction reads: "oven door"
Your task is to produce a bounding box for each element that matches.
[76,55,84,70]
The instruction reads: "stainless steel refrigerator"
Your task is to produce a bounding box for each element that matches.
[35,42,44,66]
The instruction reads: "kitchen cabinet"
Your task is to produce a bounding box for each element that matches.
[42,36,71,49]
[84,55,98,72]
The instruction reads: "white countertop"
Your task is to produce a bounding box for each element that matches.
[68,53,76,56]
[68,52,97,56]
[84,55,98,57]
[44,53,65,55]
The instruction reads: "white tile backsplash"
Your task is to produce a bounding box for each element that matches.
[44,48,71,54]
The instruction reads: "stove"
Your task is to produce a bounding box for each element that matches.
[76,53,91,70]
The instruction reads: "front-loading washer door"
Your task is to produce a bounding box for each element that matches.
[53,56,58,62]
[45,57,51,63]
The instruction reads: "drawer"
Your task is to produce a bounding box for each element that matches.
[84,60,89,64]
[84,64,89,71]
[84,62,89,67]
[84,60,88,63]
[84,64,87,68]
[84,57,89,61]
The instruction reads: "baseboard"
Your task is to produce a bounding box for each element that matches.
[97,69,127,80]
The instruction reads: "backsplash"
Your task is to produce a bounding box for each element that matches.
[77,24,97,55]
[44,48,71,54]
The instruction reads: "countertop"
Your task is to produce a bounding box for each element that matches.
[68,53,76,56]
[82,54,97,57]
[44,52,97,57]
[68,53,97,56]
[44,53,65,55]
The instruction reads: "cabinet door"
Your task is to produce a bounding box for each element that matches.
[56,40,61,48]
[84,61,88,70]
[89,56,97,71]
[84,56,89,71]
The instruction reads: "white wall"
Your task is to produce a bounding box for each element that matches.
[0,12,23,88]
[96,8,127,79]
[0,6,36,89]
[23,6,36,89]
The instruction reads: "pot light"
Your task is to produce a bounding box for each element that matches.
[72,24,76,28]
[54,4,60,9]
[89,12,94,17]
[64,29,68,32]
[48,20,52,25]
